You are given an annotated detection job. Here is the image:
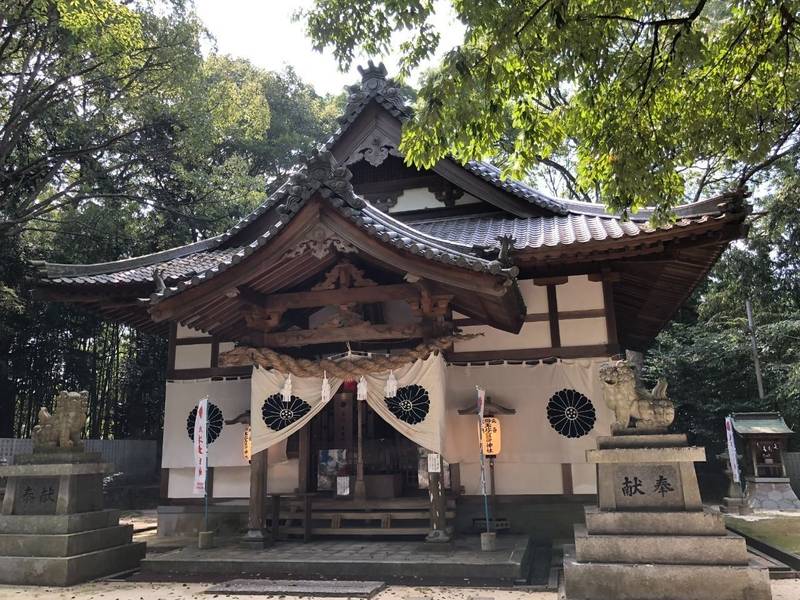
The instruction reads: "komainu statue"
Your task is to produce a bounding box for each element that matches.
[599,361,674,430]
[32,390,89,450]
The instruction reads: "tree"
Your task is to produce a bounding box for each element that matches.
[644,163,800,454]
[301,1,800,220]
[0,0,207,236]
[0,25,340,438]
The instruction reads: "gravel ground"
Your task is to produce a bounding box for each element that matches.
[0,580,798,600]
[0,582,554,600]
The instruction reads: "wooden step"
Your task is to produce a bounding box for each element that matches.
[272,510,454,521]
[283,498,455,511]
[283,526,430,536]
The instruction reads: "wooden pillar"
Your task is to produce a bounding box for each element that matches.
[270,494,281,541]
[298,425,310,493]
[242,448,270,548]
[426,454,451,543]
[303,493,313,543]
[354,399,366,499]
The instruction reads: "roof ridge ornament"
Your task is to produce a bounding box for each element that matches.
[278,150,365,217]
[358,59,388,88]
[338,60,408,126]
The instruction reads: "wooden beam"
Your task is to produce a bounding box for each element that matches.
[253,322,446,347]
[247,283,420,312]
[447,344,616,363]
[454,308,605,326]
[561,464,574,496]
[168,366,252,380]
[546,285,561,348]
[174,336,213,345]
[534,276,568,286]
[602,280,619,347]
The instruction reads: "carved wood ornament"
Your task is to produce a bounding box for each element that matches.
[235,261,455,347]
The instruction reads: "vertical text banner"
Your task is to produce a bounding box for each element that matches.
[725,416,740,484]
[193,397,208,495]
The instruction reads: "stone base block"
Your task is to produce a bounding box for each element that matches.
[0,509,120,535]
[563,547,771,600]
[0,542,146,586]
[157,503,247,537]
[744,479,800,510]
[721,498,752,515]
[598,434,688,449]
[583,506,726,536]
[0,524,133,557]
[14,452,102,465]
[573,524,748,565]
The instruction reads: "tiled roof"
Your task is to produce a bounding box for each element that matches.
[37,246,242,286]
[32,62,746,297]
[406,212,724,250]
[324,62,568,215]
[144,151,517,303]
[462,161,568,215]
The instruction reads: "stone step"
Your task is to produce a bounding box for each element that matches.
[583,506,726,536]
[0,541,145,586]
[0,509,120,535]
[563,546,771,600]
[0,524,133,557]
[573,524,749,566]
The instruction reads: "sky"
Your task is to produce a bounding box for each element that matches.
[193,0,465,96]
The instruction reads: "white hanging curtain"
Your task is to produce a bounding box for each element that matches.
[362,352,449,460]
[250,366,342,455]
[249,353,448,460]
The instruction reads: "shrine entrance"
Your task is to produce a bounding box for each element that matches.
[273,388,455,537]
[308,390,426,499]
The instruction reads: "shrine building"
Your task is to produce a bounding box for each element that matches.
[32,63,748,542]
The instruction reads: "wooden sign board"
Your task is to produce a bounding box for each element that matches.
[481,417,501,456]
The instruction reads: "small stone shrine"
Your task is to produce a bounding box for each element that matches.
[729,412,800,510]
[563,361,772,600]
[0,391,145,586]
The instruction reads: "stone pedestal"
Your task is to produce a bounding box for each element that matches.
[0,451,145,586]
[563,432,771,600]
[743,476,800,510]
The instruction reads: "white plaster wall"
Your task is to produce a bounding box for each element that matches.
[174,344,212,369]
[162,378,251,470]
[176,324,210,339]
[453,321,551,352]
[164,377,301,499]
[167,467,196,498]
[556,275,604,311]
[213,466,250,498]
[560,317,608,347]
[390,187,482,213]
[460,462,564,495]
[444,361,612,495]
[518,279,548,312]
